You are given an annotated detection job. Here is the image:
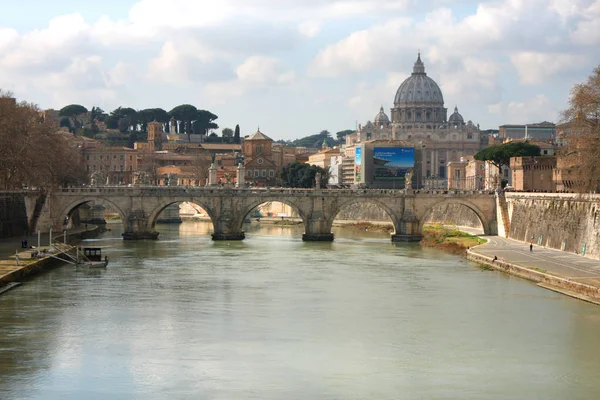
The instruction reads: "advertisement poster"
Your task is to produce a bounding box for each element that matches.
[373,147,414,183]
[355,147,362,182]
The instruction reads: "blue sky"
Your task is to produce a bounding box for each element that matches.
[1,0,599,140]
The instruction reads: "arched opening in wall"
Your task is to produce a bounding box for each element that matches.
[241,201,305,239]
[331,200,396,240]
[62,200,126,236]
[151,201,215,239]
[422,202,485,236]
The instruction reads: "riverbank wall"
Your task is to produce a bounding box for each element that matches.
[505,193,600,259]
[0,192,28,239]
[467,249,600,305]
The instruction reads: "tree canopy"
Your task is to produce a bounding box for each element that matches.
[559,65,600,192]
[59,104,88,118]
[335,129,354,143]
[280,162,330,188]
[0,91,87,189]
[474,142,541,169]
[193,109,219,135]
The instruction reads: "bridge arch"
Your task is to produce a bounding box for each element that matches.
[59,197,128,228]
[418,199,491,235]
[328,198,402,235]
[147,199,218,231]
[236,198,309,235]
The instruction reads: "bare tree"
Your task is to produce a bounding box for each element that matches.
[0,90,87,189]
[558,66,600,192]
[190,153,211,186]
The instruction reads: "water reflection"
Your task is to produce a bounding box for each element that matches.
[1,222,600,399]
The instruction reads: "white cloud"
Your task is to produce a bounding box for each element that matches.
[0,0,599,138]
[506,94,555,123]
[510,52,587,85]
[298,20,322,38]
[309,18,413,76]
[205,56,296,103]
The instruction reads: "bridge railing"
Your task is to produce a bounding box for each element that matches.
[56,185,496,196]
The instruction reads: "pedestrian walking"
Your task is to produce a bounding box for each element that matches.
[530,243,533,252]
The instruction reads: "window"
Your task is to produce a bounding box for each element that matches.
[130,155,133,161]
[269,170,274,177]
[261,170,266,177]
[120,155,124,160]
[247,169,252,177]
[130,165,133,171]
[256,145,263,154]
[257,158,263,164]
[87,165,90,171]
[438,166,446,178]
[86,155,89,161]
[254,170,259,177]
[120,165,124,171]
[467,133,473,139]
[113,155,117,159]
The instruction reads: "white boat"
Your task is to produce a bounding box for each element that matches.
[77,247,109,268]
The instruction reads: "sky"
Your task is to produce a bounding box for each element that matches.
[0,0,599,140]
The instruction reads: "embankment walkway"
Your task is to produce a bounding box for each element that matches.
[468,234,600,304]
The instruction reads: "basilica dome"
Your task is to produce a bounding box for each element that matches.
[393,54,444,106]
[374,106,390,125]
[448,106,464,124]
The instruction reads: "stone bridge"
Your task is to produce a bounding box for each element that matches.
[30,187,498,242]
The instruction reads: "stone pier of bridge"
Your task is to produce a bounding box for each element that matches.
[28,186,498,243]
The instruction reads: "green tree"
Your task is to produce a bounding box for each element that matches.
[193,109,219,136]
[234,124,241,144]
[137,108,169,133]
[169,104,198,137]
[205,132,222,143]
[59,117,72,129]
[107,107,138,133]
[335,129,354,143]
[280,162,330,188]
[59,104,88,134]
[474,141,541,170]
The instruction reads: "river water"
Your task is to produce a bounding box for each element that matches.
[1,222,600,399]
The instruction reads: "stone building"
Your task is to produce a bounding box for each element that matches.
[81,141,138,185]
[243,129,279,186]
[499,122,556,141]
[510,156,557,192]
[346,54,485,186]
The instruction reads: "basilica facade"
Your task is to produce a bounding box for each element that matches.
[347,54,486,184]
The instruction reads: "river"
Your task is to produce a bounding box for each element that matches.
[1,221,600,399]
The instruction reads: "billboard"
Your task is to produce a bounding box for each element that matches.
[373,147,414,183]
[355,147,362,182]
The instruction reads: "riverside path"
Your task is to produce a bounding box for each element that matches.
[468,232,600,304]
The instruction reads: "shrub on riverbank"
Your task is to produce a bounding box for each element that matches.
[421,225,485,254]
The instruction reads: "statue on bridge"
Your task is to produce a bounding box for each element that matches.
[133,171,150,186]
[90,172,102,187]
[404,169,413,190]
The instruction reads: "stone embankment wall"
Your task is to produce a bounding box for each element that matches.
[505,193,600,258]
[424,203,483,228]
[0,193,28,239]
[334,202,483,229]
[336,203,391,222]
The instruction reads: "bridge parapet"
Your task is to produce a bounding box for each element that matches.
[40,186,498,242]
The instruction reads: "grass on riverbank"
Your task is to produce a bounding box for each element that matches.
[421,225,486,254]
